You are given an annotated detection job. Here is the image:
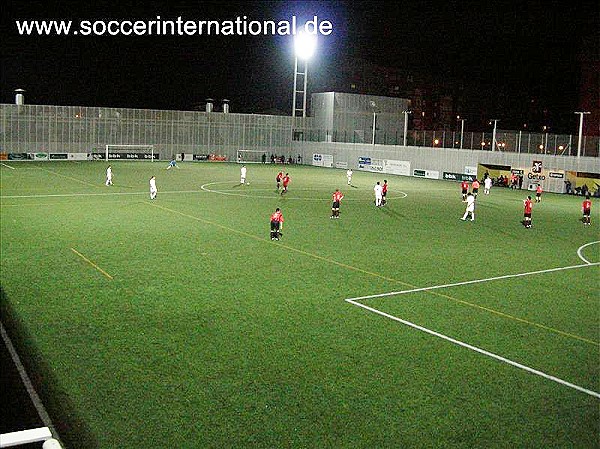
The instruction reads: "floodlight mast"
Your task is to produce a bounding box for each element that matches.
[458,117,466,149]
[370,101,377,146]
[490,119,499,152]
[574,111,590,157]
[403,110,412,146]
[292,32,316,118]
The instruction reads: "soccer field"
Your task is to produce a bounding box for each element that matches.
[1,161,598,448]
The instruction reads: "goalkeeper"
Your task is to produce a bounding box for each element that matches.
[166,158,179,169]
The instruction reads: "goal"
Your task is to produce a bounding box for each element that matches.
[99,145,157,162]
[236,149,267,164]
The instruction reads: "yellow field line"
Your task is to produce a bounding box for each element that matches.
[146,201,412,285]
[145,202,598,346]
[432,290,599,346]
[70,248,113,280]
[39,168,99,188]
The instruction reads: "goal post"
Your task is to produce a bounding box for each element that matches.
[236,149,267,164]
[102,145,156,162]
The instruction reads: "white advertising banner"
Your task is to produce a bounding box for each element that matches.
[357,156,384,173]
[68,153,90,161]
[383,160,411,176]
[358,157,410,175]
[464,166,478,175]
[312,153,334,168]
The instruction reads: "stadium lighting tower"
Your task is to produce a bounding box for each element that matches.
[292,32,317,118]
[574,111,590,157]
[403,110,412,146]
[490,119,499,151]
[458,116,466,149]
[370,101,378,145]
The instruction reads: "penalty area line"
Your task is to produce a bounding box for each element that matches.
[345,298,600,399]
[346,262,600,302]
[70,248,113,280]
[1,162,15,169]
[345,262,600,347]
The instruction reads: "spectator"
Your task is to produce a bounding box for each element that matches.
[564,180,572,194]
[581,184,589,197]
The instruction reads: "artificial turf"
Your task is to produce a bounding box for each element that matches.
[1,161,598,448]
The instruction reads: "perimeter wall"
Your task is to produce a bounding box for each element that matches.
[292,142,600,194]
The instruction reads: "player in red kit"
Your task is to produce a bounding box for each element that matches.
[382,180,388,206]
[281,173,290,195]
[535,184,543,202]
[461,180,469,201]
[270,208,284,240]
[523,195,533,228]
[331,189,344,219]
[471,179,480,198]
[582,195,592,225]
[276,171,283,191]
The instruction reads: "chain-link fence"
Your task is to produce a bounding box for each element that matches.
[1,104,598,158]
[292,128,599,157]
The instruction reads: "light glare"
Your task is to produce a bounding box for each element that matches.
[294,32,317,60]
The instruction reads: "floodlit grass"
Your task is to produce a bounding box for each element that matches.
[1,161,599,448]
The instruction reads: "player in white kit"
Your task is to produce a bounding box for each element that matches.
[149,176,157,199]
[461,192,475,221]
[105,166,113,186]
[240,165,247,185]
[374,181,383,207]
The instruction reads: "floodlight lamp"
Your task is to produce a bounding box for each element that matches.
[294,32,317,60]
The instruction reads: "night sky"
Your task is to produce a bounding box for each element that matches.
[2,0,598,132]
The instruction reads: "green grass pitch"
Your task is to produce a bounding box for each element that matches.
[1,161,598,448]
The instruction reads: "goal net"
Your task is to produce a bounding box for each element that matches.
[96,145,157,162]
[236,149,267,164]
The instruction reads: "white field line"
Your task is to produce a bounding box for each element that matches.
[0,190,202,199]
[200,181,408,201]
[577,241,600,265]
[1,163,15,169]
[0,322,62,441]
[345,262,600,302]
[345,298,600,399]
